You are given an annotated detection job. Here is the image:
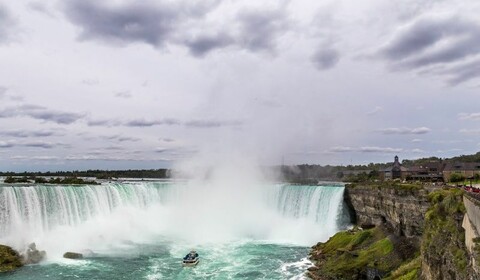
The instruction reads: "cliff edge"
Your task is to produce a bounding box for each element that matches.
[308,183,480,280]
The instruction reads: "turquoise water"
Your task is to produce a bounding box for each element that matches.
[3,241,310,279]
[0,182,348,279]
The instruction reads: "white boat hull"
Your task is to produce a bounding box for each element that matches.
[182,258,199,267]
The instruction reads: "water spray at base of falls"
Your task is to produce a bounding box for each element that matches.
[0,181,349,261]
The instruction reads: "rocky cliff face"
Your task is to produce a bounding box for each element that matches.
[336,185,479,280]
[344,184,430,240]
[420,189,477,280]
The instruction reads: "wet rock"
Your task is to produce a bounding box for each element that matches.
[63,252,83,259]
[22,243,46,264]
[0,244,23,272]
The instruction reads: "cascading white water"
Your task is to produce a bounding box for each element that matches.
[0,182,349,260]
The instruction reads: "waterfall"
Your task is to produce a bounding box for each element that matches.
[0,182,349,258]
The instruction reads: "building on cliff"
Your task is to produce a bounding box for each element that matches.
[381,156,444,182]
[407,160,445,182]
[381,156,408,180]
[443,162,480,182]
[380,156,480,183]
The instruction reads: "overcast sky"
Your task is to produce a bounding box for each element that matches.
[1,0,480,171]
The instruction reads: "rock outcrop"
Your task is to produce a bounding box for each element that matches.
[21,243,46,265]
[63,252,83,259]
[344,184,430,240]
[0,244,23,272]
[420,189,476,280]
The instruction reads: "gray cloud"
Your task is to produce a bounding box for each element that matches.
[115,90,132,98]
[0,141,15,148]
[63,1,289,57]
[312,48,340,70]
[184,119,243,128]
[0,104,85,124]
[443,59,480,85]
[102,135,140,142]
[124,118,180,127]
[87,118,121,127]
[0,5,15,43]
[27,108,85,124]
[81,78,99,86]
[327,146,403,153]
[0,140,67,149]
[0,129,59,138]
[63,0,212,48]
[378,16,480,84]
[184,33,234,57]
[64,1,172,47]
[376,127,431,135]
[23,141,55,149]
[87,116,240,128]
[236,9,289,52]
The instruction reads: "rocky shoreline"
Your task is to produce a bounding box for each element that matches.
[307,183,480,280]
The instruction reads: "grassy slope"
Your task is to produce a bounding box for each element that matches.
[310,227,404,279]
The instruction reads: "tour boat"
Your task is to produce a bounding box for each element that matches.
[182,251,199,266]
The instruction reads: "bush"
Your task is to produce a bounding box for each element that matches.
[449,173,465,183]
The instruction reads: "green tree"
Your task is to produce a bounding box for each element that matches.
[449,173,465,183]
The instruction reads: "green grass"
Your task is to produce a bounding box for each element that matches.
[384,257,421,280]
[422,188,468,276]
[314,228,401,279]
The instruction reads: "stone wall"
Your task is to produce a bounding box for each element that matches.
[463,195,480,276]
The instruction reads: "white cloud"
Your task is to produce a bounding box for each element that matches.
[377,127,431,135]
[459,113,480,121]
[367,106,384,116]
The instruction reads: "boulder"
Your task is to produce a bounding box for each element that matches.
[63,252,83,259]
[21,243,46,264]
[0,244,23,272]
